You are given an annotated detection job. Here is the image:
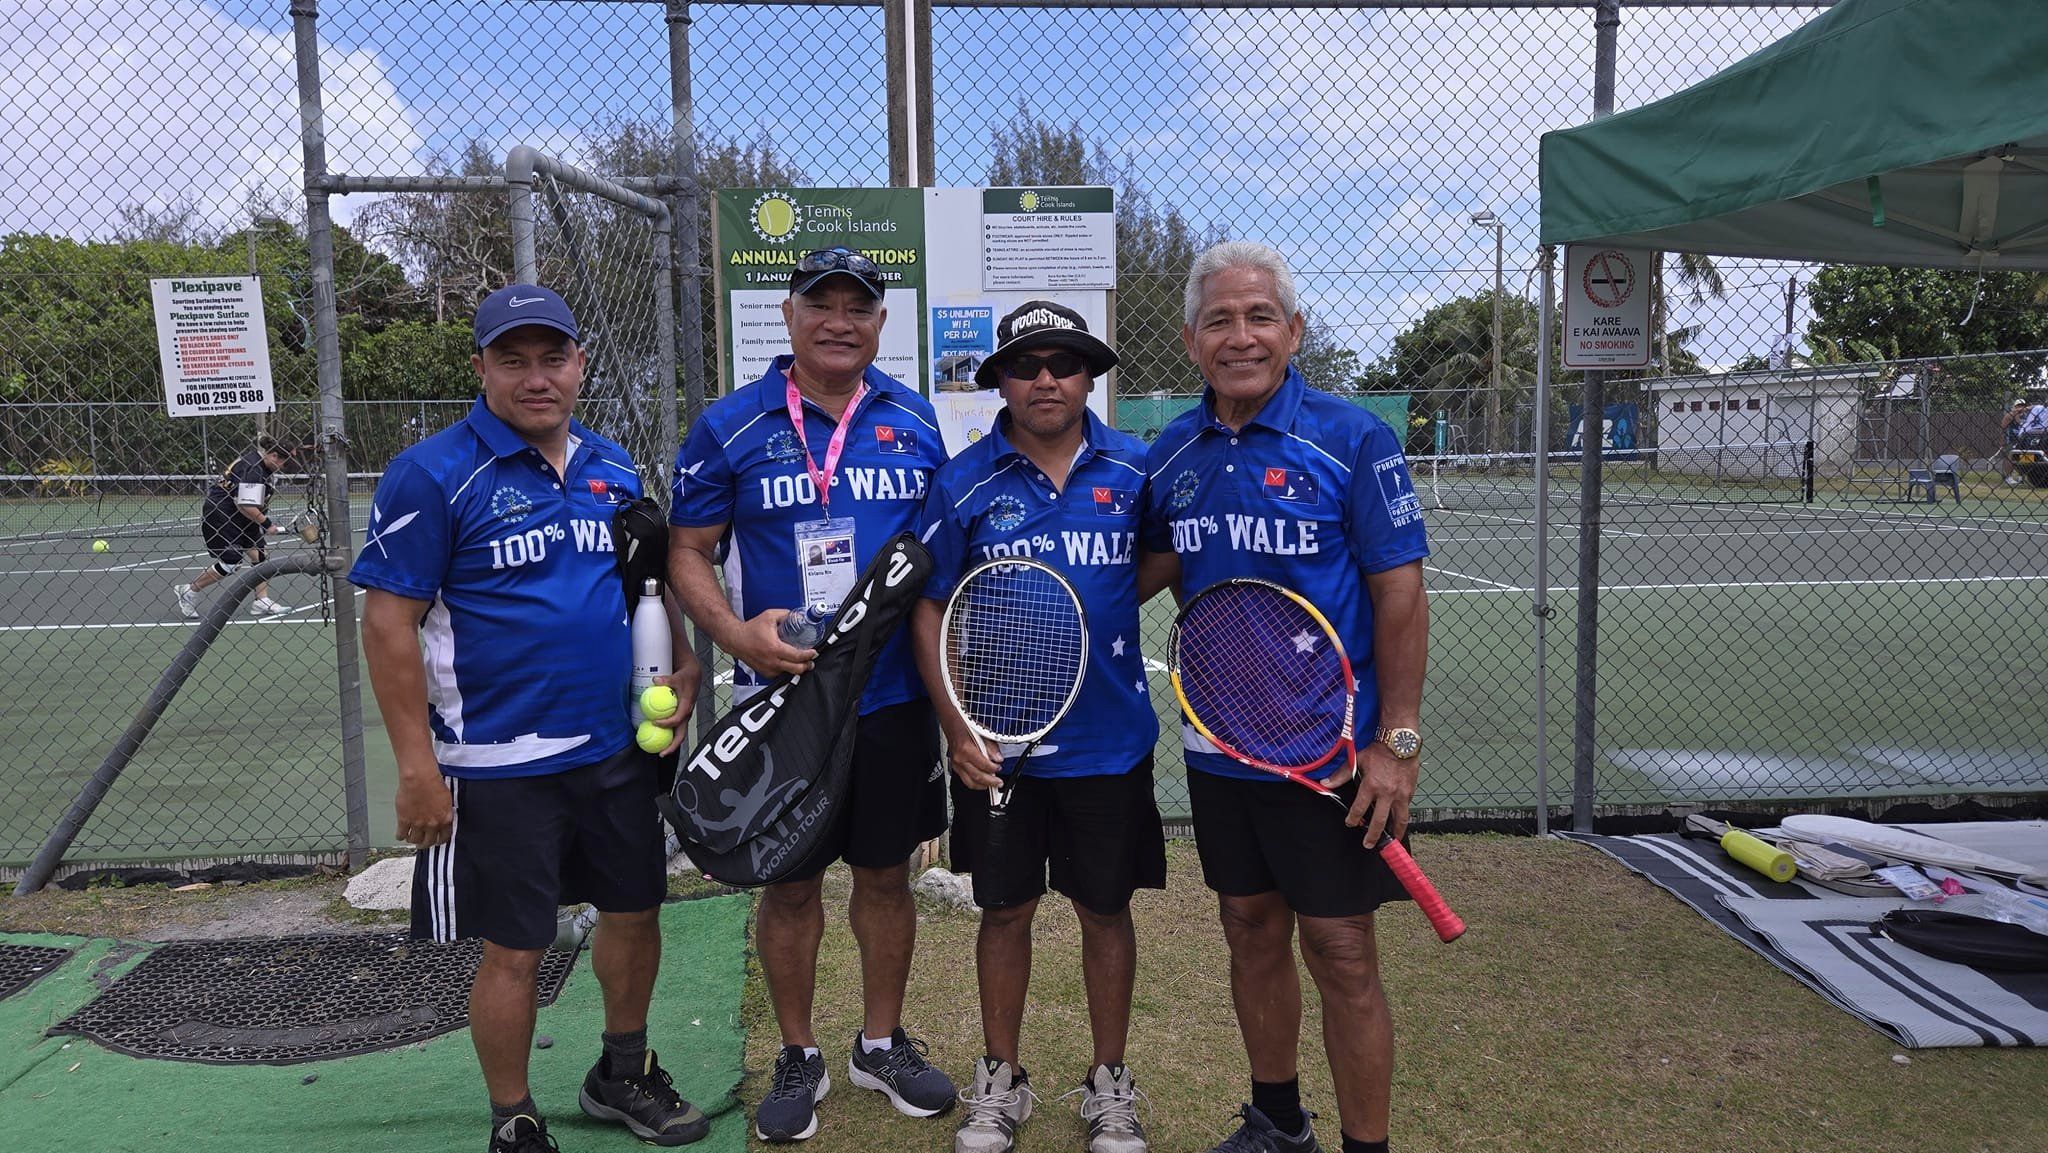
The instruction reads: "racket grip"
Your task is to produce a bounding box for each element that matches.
[1377,837,1465,942]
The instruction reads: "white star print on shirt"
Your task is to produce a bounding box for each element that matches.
[1112,635,1126,658]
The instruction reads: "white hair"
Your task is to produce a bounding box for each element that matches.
[1183,240,1300,327]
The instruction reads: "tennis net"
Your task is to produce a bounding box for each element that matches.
[1419,440,1814,512]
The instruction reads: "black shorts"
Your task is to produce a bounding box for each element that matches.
[200,499,264,566]
[1188,769,1412,919]
[780,698,947,883]
[951,755,1167,915]
[411,744,668,949]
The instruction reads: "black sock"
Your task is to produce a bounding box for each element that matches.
[1342,1138,1389,1153]
[490,1093,538,1127]
[602,1028,648,1077]
[1251,1077,1306,1136]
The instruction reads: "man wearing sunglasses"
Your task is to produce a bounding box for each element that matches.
[912,300,1163,1153]
[668,247,956,1142]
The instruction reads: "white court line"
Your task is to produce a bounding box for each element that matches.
[1425,572,2048,598]
[1424,563,1522,590]
[0,617,329,633]
[0,516,189,549]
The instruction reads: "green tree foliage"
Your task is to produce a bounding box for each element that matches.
[1363,291,1553,453]
[1806,265,2048,407]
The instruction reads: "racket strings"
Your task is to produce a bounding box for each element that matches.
[1173,584,1348,768]
[946,561,1086,742]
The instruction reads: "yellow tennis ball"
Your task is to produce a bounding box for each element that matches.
[92,539,110,553]
[635,720,672,754]
[639,684,679,720]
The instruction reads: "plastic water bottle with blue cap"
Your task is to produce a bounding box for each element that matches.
[777,601,836,649]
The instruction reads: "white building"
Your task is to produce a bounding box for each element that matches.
[1645,367,1870,476]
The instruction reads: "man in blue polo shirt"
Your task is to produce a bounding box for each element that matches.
[354,284,708,1153]
[1140,242,1430,1153]
[668,248,955,1142]
[913,300,1162,1153]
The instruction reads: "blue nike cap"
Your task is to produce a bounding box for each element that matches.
[474,284,580,349]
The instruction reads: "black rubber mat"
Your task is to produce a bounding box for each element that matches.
[49,932,577,1064]
[0,944,74,1002]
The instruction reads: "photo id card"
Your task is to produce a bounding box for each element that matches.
[794,517,857,608]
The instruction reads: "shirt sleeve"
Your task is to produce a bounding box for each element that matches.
[347,458,452,601]
[1138,466,1173,553]
[917,474,970,602]
[1344,419,1430,574]
[669,415,736,528]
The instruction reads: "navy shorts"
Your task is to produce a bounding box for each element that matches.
[1188,769,1412,919]
[200,500,264,566]
[779,698,947,883]
[411,744,668,949]
[950,755,1166,915]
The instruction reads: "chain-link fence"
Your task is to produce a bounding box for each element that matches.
[5,1,2044,876]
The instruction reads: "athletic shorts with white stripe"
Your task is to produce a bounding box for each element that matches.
[410,744,668,949]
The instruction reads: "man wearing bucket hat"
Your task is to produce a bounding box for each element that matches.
[354,283,708,1152]
[668,247,956,1141]
[913,299,1164,1153]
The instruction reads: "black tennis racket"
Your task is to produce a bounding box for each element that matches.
[938,556,1088,812]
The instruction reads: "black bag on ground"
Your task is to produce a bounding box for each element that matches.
[656,532,932,887]
[1878,908,2048,972]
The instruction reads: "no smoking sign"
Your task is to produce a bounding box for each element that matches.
[1563,245,1651,369]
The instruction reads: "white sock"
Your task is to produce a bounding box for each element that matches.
[859,1032,894,1054]
[802,1046,820,1060]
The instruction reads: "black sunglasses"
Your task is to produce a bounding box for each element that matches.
[999,352,1088,382]
[795,247,883,277]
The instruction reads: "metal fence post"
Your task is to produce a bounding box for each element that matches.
[1535,245,1556,835]
[292,0,371,870]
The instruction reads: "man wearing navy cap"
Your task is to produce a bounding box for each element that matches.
[914,300,1162,1153]
[1140,242,1430,1153]
[354,284,708,1152]
[668,248,956,1141]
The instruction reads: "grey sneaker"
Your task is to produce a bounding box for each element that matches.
[954,1057,1033,1153]
[756,1044,830,1143]
[487,1113,559,1153]
[847,1027,956,1118]
[579,1049,710,1145]
[173,584,199,619]
[1207,1104,1320,1153]
[1079,1063,1148,1153]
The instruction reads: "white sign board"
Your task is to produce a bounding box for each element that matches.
[151,276,276,416]
[1561,246,1652,370]
[980,187,1116,292]
[726,288,924,390]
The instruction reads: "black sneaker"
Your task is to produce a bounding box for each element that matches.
[579,1049,711,1146]
[757,1044,831,1143]
[1206,1104,1321,1153]
[488,1113,559,1153]
[847,1027,957,1117]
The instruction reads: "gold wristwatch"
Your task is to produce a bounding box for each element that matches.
[1377,727,1422,760]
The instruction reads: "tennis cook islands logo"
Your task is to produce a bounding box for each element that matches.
[750,191,802,244]
[985,494,1027,532]
[490,486,535,525]
[764,429,804,463]
[1167,468,1201,513]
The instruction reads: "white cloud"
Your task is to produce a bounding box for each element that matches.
[0,0,423,237]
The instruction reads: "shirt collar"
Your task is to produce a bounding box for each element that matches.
[987,406,1117,468]
[1201,362,1307,434]
[464,395,596,464]
[760,354,905,419]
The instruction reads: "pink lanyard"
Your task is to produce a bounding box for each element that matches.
[785,374,867,514]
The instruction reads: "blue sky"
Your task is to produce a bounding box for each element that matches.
[3,0,1828,369]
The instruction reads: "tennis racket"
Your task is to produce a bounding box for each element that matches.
[1170,577,1465,942]
[938,556,1088,812]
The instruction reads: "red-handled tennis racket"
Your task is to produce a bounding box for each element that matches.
[1170,577,1464,942]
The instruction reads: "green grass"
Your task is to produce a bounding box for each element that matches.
[745,838,2048,1153]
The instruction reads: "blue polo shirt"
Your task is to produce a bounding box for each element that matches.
[1140,365,1429,782]
[349,398,643,779]
[671,356,948,713]
[920,409,1158,779]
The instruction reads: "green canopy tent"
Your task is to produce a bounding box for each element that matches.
[1540,0,2048,270]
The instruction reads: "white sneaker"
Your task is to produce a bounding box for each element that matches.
[173,584,199,619]
[1078,1063,1148,1153]
[249,596,289,617]
[953,1057,1032,1153]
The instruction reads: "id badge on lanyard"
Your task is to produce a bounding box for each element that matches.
[787,377,865,609]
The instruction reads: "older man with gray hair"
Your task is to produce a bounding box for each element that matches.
[1137,240,1431,1153]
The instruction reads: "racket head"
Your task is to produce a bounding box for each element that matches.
[1169,578,1355,776]
[939,556,1089,744]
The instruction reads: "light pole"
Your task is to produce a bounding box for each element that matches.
[1471,210,1505,453]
